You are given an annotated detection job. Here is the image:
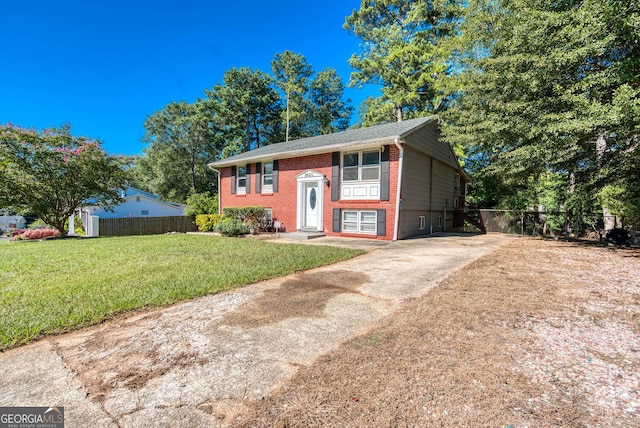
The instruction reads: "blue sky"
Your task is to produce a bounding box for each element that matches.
[1,1,377,155]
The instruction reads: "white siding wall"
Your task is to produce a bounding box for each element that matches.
[90,197,185,218]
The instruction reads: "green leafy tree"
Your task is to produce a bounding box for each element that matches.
[344,0,463,122]
[0,124,128,236]
[352,96,398,128]
[185,192,219,216]
[271,50,314,141]
[309,68,354,134]
[137,100,220,202]
[205,67,283,155]
[442,0,639,221]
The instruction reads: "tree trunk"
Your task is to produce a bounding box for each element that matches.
[245,114,251,152]
[396,104,403,122]
[565,171,575,235]
[285,88,290,142]
[596,133,616,231]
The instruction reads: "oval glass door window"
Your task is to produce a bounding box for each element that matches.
[310,188,317,209]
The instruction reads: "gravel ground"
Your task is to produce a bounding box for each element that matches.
[234,237,640,427]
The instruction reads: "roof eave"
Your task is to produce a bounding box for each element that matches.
[208,136,400,168]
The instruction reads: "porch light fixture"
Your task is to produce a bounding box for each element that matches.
[324,176,330,187]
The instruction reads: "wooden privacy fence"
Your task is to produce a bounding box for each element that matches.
[98,216,198,236]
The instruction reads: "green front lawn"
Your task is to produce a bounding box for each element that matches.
[0,234,364,350]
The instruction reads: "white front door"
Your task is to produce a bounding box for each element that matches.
[296,169,325,232]
[304,183,318,229]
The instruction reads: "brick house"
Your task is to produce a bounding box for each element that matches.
[208,116,469,240]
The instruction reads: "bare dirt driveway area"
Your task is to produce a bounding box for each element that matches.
[236,238,640,427]
[0,233,507,427]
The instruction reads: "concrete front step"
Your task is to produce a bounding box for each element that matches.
[280,231,326,240]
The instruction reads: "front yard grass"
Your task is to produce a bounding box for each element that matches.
[0,234,364,350]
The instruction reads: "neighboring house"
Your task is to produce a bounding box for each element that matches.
[0,215,27,232]
[208,116,469,241]
[83,186,186,219]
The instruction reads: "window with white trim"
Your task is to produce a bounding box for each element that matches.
[419,216,426,230]
[342,210,377,234]
[237,165,247,194]
[342,150,380,182]
[262,162,273,193]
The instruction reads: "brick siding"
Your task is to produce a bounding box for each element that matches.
[218,146,400,240]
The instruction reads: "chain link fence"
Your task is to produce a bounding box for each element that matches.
[462,209,640,240]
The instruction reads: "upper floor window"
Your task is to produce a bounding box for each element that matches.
[262,162,273,193]
[237,165,247,194]
[342,150,380,182]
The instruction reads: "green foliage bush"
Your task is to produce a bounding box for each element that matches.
[215,217,249,236]
[223,206,266,227]
[185,192,219,216]
[195,214,223,232]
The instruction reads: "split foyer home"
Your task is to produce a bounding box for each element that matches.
[208,116,469,240]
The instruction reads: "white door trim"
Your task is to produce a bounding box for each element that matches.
[296,170,325,231]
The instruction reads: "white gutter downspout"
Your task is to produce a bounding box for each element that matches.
[209,167,222,215]
[393,138,404,241]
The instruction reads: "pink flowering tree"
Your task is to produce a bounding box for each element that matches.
[0,123,129,237]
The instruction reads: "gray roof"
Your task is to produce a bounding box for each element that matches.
[208,116,437,168]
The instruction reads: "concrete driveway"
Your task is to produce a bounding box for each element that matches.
[0,233,511,427]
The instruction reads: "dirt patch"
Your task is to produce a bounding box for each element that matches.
[233,238,640,427]
[214,270,370,329]
[53,310,209,400]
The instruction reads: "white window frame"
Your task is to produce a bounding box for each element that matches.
[342,210,377,235]
[237,165,247,194]
[419,216,426,230]
[341,149,381,183]
[262,162,274,193]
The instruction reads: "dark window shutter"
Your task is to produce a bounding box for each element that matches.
[331,152,340,201]
[377,209,386,236]
[230,166,236,195]
[273,160,279,192]
[333,208,341,232]
[255,162,262,193]
[380,145,390,201]
[246,164,251,194]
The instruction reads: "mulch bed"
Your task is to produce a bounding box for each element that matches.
[232,237,640,427]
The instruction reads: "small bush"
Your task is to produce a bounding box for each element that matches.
[10,229,26,238]
[223,206,266,228]
[13,228,60,241]
[216,217,249,236]
[186,192,219,216]
[28,219,48,229]
[195,214,223,232]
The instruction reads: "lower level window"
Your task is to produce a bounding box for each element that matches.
[342,210,376,234]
